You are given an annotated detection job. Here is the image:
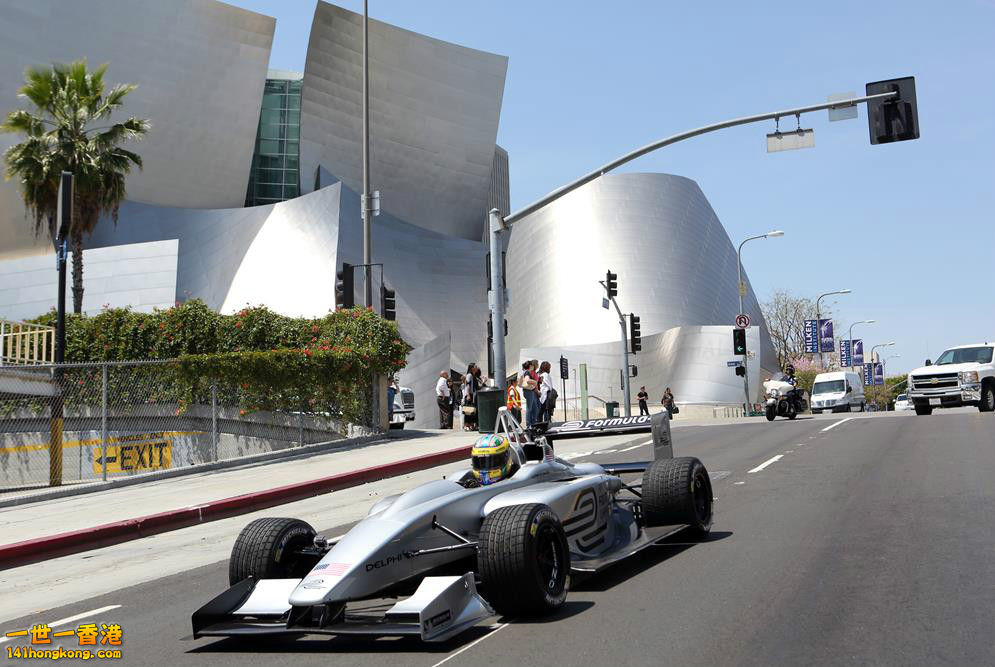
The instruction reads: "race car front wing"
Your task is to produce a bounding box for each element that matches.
[192,572,493,642]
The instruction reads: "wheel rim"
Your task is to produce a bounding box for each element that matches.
[535,525,564,593]
[692,471,711,524]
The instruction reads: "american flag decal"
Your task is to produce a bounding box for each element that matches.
[313,562,350,575]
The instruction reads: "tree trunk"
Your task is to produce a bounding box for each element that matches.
[71,231,84,314]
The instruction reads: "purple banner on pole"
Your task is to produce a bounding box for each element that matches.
[819,319,834,353]
[804,319,819,354]
[874,362,884,386]
[862,363,874,385]
[852,339,864,366]
[839,339,851,367]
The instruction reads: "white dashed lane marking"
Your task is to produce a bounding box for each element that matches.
[618,444,643,452]
[821,417,854,432]
[747,455,784,474]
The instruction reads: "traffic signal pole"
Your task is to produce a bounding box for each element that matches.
[599,279,631,417]
[486,90,900,394]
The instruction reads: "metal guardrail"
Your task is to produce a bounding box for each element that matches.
[0,320,55,366]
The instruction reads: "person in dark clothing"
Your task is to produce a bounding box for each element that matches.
[637,386,649,416]
[462,363,479,431]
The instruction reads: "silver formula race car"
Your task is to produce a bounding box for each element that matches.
[191,408,713,642]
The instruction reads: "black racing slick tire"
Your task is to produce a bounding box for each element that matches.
[478,504,569,617]
[229,517,317,586]
[765,405,776,421]
[915,405,932,416]
[979,382,995,413]
[642,457,713,536]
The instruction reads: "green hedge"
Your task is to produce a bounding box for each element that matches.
[28,301,411,425]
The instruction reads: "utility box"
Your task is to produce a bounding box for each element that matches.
[605,401,620,418]
[476,387,504,433]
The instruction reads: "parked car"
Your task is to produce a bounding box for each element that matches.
[810,371,865,414]
[894,393,912,411]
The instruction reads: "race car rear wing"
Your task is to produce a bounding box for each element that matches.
[495,407,673,461]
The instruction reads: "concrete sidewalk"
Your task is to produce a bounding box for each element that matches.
[0,429,476,566]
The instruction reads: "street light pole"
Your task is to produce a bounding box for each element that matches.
[871,342,895,365]
[815,289,851,369]
[361,0,373,307]
[737,230,783,411]
[848,319,875,372]
[485,91,897,389]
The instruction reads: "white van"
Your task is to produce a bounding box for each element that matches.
[810,371,865,413]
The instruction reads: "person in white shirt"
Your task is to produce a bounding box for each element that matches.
[538,360,556,423]
[436,371,452,429]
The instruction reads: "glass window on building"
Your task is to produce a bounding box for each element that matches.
[245,73,304,206]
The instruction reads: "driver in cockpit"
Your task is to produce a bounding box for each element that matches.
[471,434,523,485]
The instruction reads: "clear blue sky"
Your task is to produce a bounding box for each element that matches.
[231,0,994,375]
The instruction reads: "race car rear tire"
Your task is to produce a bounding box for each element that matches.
[478,503,569,617]
[229,517,317,586]
[642,457,713,536]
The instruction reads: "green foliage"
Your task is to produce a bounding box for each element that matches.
[864,375,909,409]
[28,301,411,425]
[795,369,818,396]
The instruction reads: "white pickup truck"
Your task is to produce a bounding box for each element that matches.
[907,343,995,415]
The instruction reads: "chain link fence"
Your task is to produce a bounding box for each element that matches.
[0,360,375,493]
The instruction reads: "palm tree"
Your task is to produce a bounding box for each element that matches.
[2,60,150,313]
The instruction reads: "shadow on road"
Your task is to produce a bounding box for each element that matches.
[572,529,733,593]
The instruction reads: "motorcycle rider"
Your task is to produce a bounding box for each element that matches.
[784,363,797,386]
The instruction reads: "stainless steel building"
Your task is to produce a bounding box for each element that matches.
[0,0,274,259]
[0,1,776,422]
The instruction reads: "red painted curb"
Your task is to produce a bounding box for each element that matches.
[0,444,472,571]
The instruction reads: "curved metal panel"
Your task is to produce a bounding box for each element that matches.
[504,172,777,377]
[299,0,507,241]
[0,0,274,259]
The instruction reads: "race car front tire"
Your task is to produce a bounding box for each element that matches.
[229,517,318,586]
[642,457,713,536]
[478,503,569,617]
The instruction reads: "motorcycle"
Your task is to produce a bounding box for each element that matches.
[763,373,808,421]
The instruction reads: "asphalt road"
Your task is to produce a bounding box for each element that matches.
[4,409,993,666]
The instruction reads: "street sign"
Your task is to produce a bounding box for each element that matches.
[804,319,819,354]
[767,128,815,153]
[727,360,743,367]
[839,339,851,367]
[738,281,747,297]
[827,92,858,122]
[819,319,834,353]
[559,356,569,380]
[852,339,864,366]
[735,314,751,329]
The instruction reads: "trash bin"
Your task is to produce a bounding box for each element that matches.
[476,387,504,433]
[605,401,619,418]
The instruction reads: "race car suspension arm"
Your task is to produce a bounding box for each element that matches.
[404,515,478,558]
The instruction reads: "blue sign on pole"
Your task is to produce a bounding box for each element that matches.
[839,339,851,368]
[819,319,834,353]
[862,363,874,386]
[852,339,864,366]
[874,362,884,386]
[804,319,818,354]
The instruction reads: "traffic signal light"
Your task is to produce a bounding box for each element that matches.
[606,270,618,299]
[735,365,746,377]
[335,262,354,309]
[629,314,641,353]
[381,284,396,321]
[733,328,747,355]
[630,365,638,378]
[866,77,919,145]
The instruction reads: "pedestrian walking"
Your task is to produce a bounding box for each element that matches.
[662,387,676,420]
[436,370,452,429]
[462,363,479,431]
[539,361,557,423]
[637,386,649,416]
